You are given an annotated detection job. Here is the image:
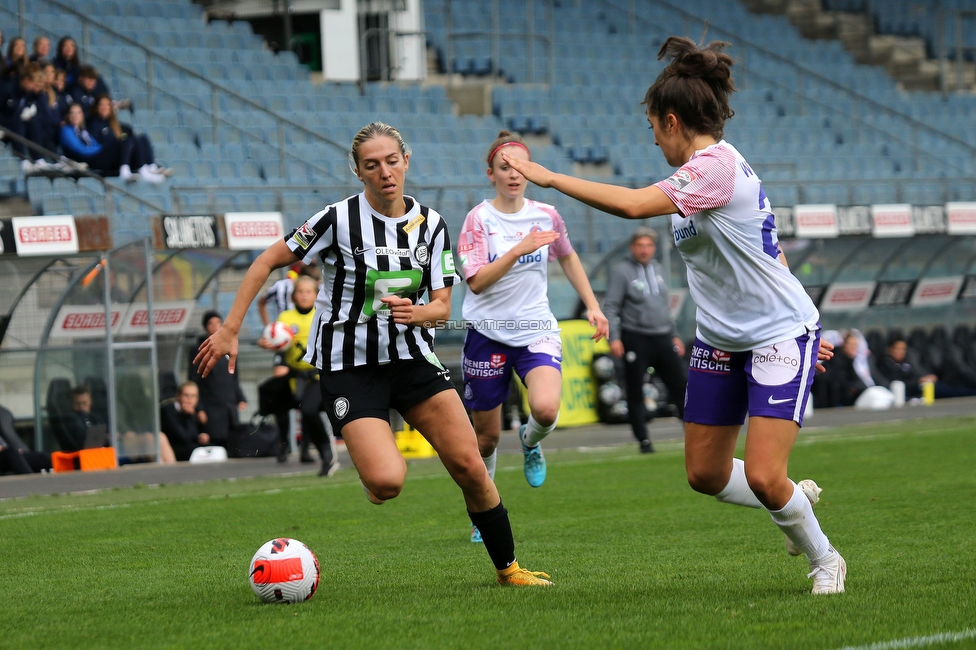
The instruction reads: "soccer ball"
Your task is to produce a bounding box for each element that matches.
[598,381,622,406]
[248,538,320,604]
[592,354,616,381]
[262,321,294,351]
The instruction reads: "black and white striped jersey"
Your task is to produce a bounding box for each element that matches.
[263,277,294,318]
[284,193,460,371]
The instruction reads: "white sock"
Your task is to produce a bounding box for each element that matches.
[715,458,764,509]
[521,413,557,447]
[482,449,497,481]
[768,483,832,562]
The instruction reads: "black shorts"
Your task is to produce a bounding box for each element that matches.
[319,356,455,434]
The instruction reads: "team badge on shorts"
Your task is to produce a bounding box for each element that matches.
[490,353,506,369]
[334,397,349,419]
[464,383,473,400]
[413,242,430,266]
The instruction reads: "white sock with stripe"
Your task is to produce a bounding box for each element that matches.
[521,414,557,447]
[715,458,764,509]
[768,482,832,562]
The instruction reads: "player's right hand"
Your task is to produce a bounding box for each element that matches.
[514,229,560,256]
[501,154,556,188]
[194,327,239,376]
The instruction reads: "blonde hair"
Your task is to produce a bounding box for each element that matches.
[293,275,318,292]
[348,121,410,172]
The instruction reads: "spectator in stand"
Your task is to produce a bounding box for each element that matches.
[187,311,247,448]
[875,336,935,401]
[814,332,878,407]
[4,36,28,80]
[59,384,107,452]
[54,36,80,89]
[60,103,166,182]
[70,65,109,117]
[0,403,51,475]
[88,95,170,179]
[30,36,51,65]
[0,62,47,171]
[35,62,65,154]
[160,381,211,461]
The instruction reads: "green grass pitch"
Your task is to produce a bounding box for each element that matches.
[2,417,975,649]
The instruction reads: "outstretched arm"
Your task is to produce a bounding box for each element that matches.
[501,154,680,220]
[194,240,299,376]
[558,252,609,341]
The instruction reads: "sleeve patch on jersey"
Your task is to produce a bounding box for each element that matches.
[664,168,697,191]
[442,250,456,274]
[458,242,474,253]
[292,221,315,249]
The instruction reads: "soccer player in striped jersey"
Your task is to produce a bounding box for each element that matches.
[458,131,608,542]
[502,37,846,595]
[195,122,551,587]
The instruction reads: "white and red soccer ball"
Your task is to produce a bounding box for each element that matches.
[261,322,294,351]
[249,538,320,604]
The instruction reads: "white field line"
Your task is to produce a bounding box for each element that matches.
[835,628,976,650]
[2,421,972,518]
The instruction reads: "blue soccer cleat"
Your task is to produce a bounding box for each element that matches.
[470,525,483,543]
[519,424,547,488]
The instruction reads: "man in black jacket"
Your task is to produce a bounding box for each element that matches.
[187,311,247,447]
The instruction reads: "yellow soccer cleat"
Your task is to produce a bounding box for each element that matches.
[497,562,553,586]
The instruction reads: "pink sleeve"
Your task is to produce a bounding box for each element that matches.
[536,203,574,261]
[457,207,490,280]
[654,146,736,217]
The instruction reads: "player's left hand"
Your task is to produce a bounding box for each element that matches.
[381,296,415,325]
[586,307,610,342]
[815,337,834,374]
[500,153,556,188]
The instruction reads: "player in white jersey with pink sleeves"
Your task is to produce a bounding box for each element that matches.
[502,37,846,594]
[458,131,608,541]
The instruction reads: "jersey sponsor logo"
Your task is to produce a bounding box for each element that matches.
[664,168,697,191]
[334,397,349,419]
[502,231,524,243]
[490,353,506,368]
[292,221,315,249]
[414,242,430,266]
[527,335,562,358]
[463,357,506,378]
[672,219,699,245]
[403,214,425,233]
[752,339,801,386]
[689,344,731,373]
[374,246,412,257]
[458,242,474,253]
[488,251,543,264]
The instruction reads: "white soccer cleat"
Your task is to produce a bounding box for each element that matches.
[785,479,822,556]
[808,547,846,595]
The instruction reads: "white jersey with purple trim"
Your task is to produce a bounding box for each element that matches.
[457,199,574,347]
[654,140,819,352]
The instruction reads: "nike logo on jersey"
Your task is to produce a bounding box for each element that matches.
[354,246,370,255]
[767,396,793,405]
